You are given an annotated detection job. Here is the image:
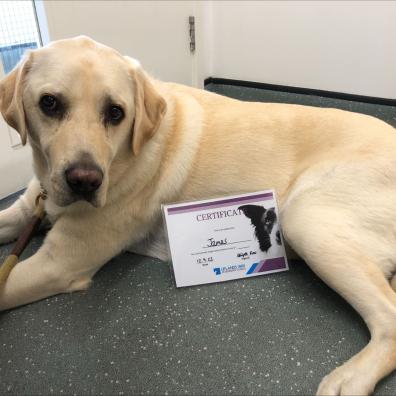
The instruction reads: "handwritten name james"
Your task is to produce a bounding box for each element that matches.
[206,238,228,247]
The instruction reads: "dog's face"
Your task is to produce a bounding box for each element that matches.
[0,36,166,207]
[239,204,277,234]
[239,204,279,252]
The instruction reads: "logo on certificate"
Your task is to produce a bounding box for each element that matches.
[163,190,289,287]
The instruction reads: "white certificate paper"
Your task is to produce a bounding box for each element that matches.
[163,190,289,287]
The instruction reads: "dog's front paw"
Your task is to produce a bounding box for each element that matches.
[317,364,374,396]
[0,207,24,245]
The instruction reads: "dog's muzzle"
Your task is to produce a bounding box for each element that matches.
[65,162,104,201]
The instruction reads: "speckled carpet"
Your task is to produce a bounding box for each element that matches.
[1,84,396,395]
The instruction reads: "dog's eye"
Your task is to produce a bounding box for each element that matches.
[39,94,59,115]
[106,105,124,125]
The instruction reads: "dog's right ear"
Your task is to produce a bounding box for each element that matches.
[0,52,33,145]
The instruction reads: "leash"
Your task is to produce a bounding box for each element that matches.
[0,187,47,285]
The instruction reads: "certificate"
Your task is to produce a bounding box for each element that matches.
[163,190,289,287]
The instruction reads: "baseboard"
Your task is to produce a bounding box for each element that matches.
[204,77,396,107]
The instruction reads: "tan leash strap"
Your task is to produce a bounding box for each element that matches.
[0,188,47,286]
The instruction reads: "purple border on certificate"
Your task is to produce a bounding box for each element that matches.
[167,192,273,215]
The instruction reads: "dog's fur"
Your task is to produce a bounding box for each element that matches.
[1,36,396,394]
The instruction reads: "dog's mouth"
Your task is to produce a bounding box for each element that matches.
[50,174,107,208]
[52,190,105,208]
[70,191,100,206]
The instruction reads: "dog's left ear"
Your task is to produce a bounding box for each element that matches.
[130,66,167,156]
[238,205,266,219]
[0,52,33,145]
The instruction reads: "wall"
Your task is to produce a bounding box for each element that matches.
[42,0,195,85]
[0,2,38,199]
[196,1,214,85]
[0,74,33,199]
[0,120,33,199]
[211,1,396,99]
[42,0,396,98]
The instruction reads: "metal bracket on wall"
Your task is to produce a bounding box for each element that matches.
[189,16,195,53]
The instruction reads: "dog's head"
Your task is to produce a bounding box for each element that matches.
[0,36,166,207]
[239,204,278,252]
[239,204,277,234]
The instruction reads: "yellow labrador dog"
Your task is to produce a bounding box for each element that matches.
[1,36,396,395]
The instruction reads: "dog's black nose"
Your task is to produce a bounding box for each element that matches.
[65,164,103,194]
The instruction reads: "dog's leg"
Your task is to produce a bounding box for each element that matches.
[282,204,396,395]
[0,178,41,244]
[0,205,149,310]
[127,221,170,261]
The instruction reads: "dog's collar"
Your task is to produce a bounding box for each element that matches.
[0,185,48,285]
[35,185,48,207]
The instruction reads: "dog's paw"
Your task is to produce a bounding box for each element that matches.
[317,365,374,396]
[0,208,24,245]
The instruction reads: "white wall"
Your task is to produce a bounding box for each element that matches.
[211,1,396,99]
[42,0,195,85]
[196,1,214,86]
[0,121,33,199]
[0,2,37,199]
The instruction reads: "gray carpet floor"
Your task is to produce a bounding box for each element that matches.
[1,84,396,395]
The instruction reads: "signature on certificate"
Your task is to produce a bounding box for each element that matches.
[206,237,228,247]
